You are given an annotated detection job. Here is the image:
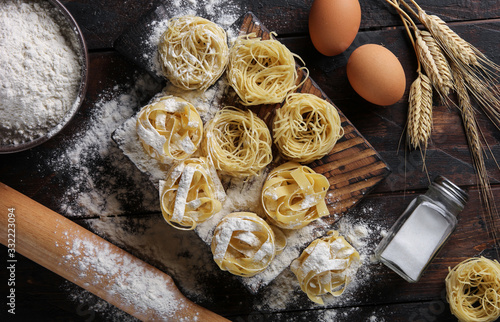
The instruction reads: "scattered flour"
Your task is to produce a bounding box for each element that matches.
[82,216,219,302]
[44,73,162,218]
[0,0,83,145]
[64,283,138,322]
[255,203,386,311]
[59,200,386,320]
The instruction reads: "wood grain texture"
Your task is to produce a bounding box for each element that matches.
[63,0,500,49]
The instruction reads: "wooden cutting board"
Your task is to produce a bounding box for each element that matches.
[113,12,391,293]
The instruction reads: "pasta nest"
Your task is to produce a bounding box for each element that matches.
[262,162,330,229]
[227,33,307,106]
[159,157,225,230]
[211,212,286,277]
[273,93,343,163]
[202,107,273,177]
[445,256,500,322]
[158,15,229,91]
[136,95,203,164]
[291,230,360,304]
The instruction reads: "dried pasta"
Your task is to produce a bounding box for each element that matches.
[262,162,330,229]
[445,256,500,322]
[211,212,286,277]
[291,230,360,304]
[158,15,229,91]
[202,107,272,177]
[159,157,225,230]
[227,32,308,106]
[136,95,203,164]
[273,93,343,163]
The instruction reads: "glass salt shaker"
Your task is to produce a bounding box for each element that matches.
[374,176,468,282]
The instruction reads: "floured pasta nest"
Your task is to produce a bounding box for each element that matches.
[136,95,203,164]
[445,256,500,322]
[159,157,226,230]
[262,162,330,229]
[291,230,360,304]
[202,107,273,177]
[158,15,229,91]
[211,212,286,277]
[227,33,307,106]
[273,93,343,163]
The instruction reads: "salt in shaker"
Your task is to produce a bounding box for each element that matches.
[375,176,468,282]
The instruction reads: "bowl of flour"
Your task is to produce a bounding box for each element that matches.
[0,0,88,153]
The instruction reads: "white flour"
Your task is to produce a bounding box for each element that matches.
[0,0,82,145]
[45,73,162,218]
[60,232,184,320]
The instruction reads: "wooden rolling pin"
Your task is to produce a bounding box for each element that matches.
[0,182,229,321]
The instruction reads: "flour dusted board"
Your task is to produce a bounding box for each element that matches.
[113,12,390,293]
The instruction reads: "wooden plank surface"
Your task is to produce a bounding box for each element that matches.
[63,0,500,49]
[1,0,499,320]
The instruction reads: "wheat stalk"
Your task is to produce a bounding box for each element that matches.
[384,0,435,151]
[458,64,500,131]
[402,0,500,130]
[452,63,499,243]
[407,72,433,150]
[399,0,478,66]
[414,29,453,99]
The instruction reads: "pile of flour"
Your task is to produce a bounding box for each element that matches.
[0,0,82,145]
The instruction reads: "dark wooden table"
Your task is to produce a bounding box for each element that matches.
[1,0,499,321]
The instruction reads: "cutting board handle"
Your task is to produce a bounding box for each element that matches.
[0,182,228,321]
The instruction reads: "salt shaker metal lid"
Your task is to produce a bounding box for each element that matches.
[433,176,468,207]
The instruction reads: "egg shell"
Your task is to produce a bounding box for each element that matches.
[309,0,361,56]
[346,44,406,106]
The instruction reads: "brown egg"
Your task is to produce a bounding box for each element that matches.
[346,44,406,106]
[309,0,361,56]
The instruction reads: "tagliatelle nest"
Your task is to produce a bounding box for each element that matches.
[273,93,343,163]
[202,107,273,177]
[211,212,286,277]
[227,32,307,106]
[159,157,225,230]
[158,15,229,91]
[136,95,203,164]
[291,230,360,304]
[261,162,330,229]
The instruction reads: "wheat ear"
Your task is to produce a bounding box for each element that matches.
[407,72,433,150]
[418,11,478,66]
[414,29,453,99]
